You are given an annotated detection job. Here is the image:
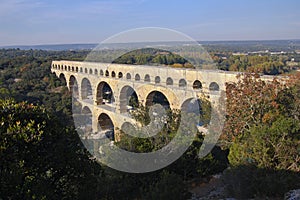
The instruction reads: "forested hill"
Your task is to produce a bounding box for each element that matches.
[112,48,193,68]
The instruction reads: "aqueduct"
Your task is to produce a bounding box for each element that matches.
[51,60,274,141]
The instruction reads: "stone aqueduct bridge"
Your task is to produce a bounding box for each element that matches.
[50,60,264,138]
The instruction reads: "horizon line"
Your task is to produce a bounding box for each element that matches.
[1,38,300,48]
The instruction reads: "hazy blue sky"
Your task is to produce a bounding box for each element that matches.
[0,0,299,46]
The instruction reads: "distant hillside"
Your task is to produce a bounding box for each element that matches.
[1,40,300,52]
[112,48,193,68]
[0,44,97,51]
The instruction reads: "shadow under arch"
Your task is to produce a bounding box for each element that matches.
[146,90,170,110]
[81,78,93,100]
[59,73,66,86]
[69,75,79,98]
[98,113,114,140]
[96,81,115,105]
[119,85,138,113]
[181,97,212,129]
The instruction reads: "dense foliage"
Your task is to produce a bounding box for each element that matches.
[222,73,300,198]
[211,54,298,75]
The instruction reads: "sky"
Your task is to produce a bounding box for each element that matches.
[0,0,300,46]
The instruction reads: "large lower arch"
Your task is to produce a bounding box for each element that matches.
[82,106,93,132]
[59,73,67,86]
[96,81,115,105]
[181,98,211,126]
[119,86,138,113]
[98,113,114,140]
[81,78,93,100]
[146,91,170,110]
[69,75,79,98]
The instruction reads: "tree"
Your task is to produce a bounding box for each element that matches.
[0,99,104,199]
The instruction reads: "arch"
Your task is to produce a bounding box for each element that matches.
[64,66,67,70]
[72,66,74,72]
[111,71,116,78]
[179,79,187,87]
[181,98,211,126]
[80,67,83,73]
[126,73,131,80]
[68,66,71,71]
[135,74,141,81]
[118,72,123,78]
[94,69,98,75]
[81,78,93,100]
[193,80,202,90]
[96,81,115,105]
[89,69,93,74]
[58,65,61,70]
[105,70,109,77]
[181,98,201,115]
[155,76,160,84]
[209,82,220,91]
[119,86,138,113]
[100,70,104,76]
[98,113,114,140]
[85,68,88,73]
[82,106,92,114]
[146,91,170,110]
[69,75,79,98]
[166,77,173,86]
[144,74,150,82]
[75,67,79,72]
[59,73,66,85]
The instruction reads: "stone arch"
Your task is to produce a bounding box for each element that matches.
[80,67,83,73]
[96,81,115,105]
[126,73,131,80]
[81,78,93,100]
[59,73,66,85]
[89,69,93,74]
[98,113,114,140]
[166,77,173,85]
[155,76,160,84]
[181,98,201,115]
[94,69,98,75]
[84,68,88,73]
[82,106,92,130]
[72,66,74,71]
[68,66,71,71]
[181,98,211,126]
[179,79,187,87]
[69,75,79,98]
[64,66,67,70]
[75,67,79,72]
[193,80,202,89]
[105,70,109,77]
[144,74,150,82]
[135,74,141,81]
[111,71,116,78]
[209,82,219,91]
[118,72,123,78]
[100,70,104,76]
[119,86,138,113]
[146,90,170,110]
